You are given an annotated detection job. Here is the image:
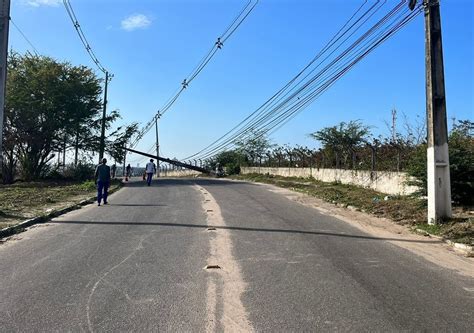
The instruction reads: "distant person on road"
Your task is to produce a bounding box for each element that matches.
[145,159,157,186]
[111,163,117,179]
[94,158,111,206]
[126,164,132,181]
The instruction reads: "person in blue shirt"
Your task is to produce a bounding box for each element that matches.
[94,158,111,206]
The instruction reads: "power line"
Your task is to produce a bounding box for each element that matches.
[198,5,420,160]
[237,5,422,158]
[10,19,39,55]
[186,0,424,161]
[130,0,259,149]
[62,0,110,75]
[185,0,383,160]
[184,0,381,160]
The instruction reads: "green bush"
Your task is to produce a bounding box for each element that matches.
[226,163,241,175]
[209,150,245,175]
[406,120,474,205]
[79,180,96,191]
[62,162,96,181]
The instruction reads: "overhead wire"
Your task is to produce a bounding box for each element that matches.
[266,5,422,136]
[10,19,39,55]
[219,4,422,159]
[183,0,382,160]
[130,0,259,149]
[196,4,420,160]
[62,0,110,75]
[186,0,424,161]
[184,0,381,159]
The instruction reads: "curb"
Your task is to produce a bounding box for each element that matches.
[445,240,474,257]
[0,184,122,240]
[414,228,473,257]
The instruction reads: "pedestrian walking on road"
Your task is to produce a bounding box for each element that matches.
[111,163,117,179]
[95,158,111,206]
[125,164,132,181]
[145,159,157,186]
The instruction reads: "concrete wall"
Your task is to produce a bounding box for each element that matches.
[160,169,201,177]
[241,167,418,195]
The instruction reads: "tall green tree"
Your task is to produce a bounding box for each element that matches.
[5,53,66,180]
[310,120,370,168]
[3,53,107,182]
[61,64,103,166]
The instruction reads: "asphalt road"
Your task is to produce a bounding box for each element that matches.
[0,178,473,332]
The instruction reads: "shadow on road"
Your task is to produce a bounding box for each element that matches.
[107,204,168,207]
[49,220,441,244]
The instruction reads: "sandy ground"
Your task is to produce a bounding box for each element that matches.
[194,184,254,332]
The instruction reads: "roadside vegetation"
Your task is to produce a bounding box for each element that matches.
[0,179,122,230]
[1,52,138,184]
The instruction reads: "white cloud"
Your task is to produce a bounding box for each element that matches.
[121,14,152,31]
[25,0,61,7]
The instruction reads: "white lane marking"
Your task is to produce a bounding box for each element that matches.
[194,184,253,332]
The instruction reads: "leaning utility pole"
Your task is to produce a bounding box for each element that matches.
[155,114,160,177]
[423,0,452,224]
[0,0,10,175]
[98,71,109,161]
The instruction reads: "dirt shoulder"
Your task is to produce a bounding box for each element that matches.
[0,179,122,230]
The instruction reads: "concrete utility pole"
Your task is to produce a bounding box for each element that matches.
[424,0,452,224]
[0,0,10,175]
[155,114,160,177]
[98,71,109,161]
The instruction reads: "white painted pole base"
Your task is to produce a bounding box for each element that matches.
[427,143,452,225]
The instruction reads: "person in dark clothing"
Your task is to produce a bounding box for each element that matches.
[126,164,132,181]
[95,158,111,206]
[111,163,117,179]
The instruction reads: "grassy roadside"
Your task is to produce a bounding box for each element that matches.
[231,173,473,245]
[0,179,122,230]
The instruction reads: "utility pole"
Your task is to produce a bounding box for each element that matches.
[98,71,109,162]
[423,0,452,224]
[391,108,397,142]
[0,0,10,176]
[155,113,160,177]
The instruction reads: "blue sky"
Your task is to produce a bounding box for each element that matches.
[10,0,473,165]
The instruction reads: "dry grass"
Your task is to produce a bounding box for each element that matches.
[0,179,122,229]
